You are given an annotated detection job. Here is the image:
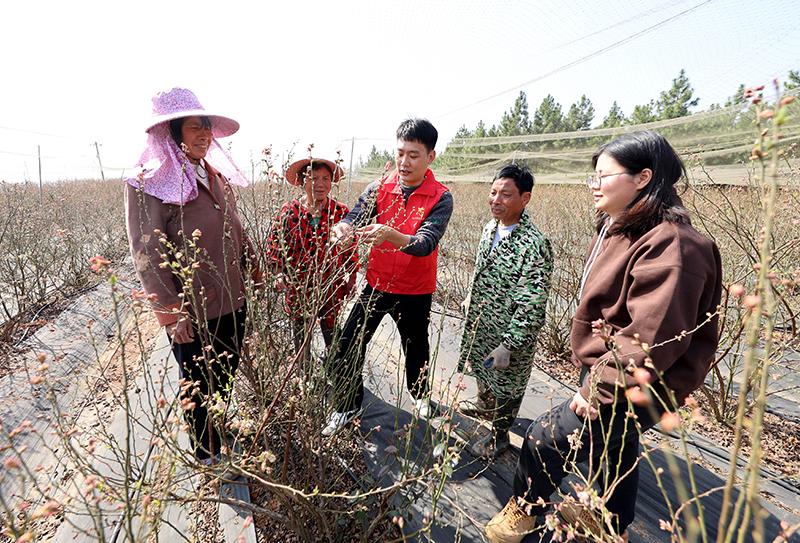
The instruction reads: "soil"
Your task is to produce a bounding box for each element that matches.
[692,397,800,479]
[226,389,398,543]
[188,480,226,543]
[0,284,97,378]
[3,283,797,541]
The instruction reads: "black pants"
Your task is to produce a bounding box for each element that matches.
[331,284,432,412]
[475,378,525,436]
[170,306,246,460]
[513,398,661,533]
[291,317,335,362]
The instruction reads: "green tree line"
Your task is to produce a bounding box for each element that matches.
[360,69,799,171]
[436,69,799,172]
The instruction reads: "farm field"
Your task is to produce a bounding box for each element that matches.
[3,0,800,539]
[2,83,800,541]
[1,145,799,542]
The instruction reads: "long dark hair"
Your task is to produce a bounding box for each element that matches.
[592,130,690,238]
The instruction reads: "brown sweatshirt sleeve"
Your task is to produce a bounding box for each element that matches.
[580,234,720,405]
[125,183,183,326]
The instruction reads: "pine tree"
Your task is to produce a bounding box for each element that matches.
[453,124,471,139]
[600,101,626,128]
[724,83,747,107]
[362,145,393,168]
[532,94,564,134]
[655,69,699,120]
[563,95,595,131]
[628,102,657,125]
[462,120,488,155]
[785,70,800,91]
[498,91,532,135]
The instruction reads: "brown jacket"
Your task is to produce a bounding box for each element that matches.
[573,221,722,406]
[126,167,257,326]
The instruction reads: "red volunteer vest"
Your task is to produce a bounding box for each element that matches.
[366,169,448,295]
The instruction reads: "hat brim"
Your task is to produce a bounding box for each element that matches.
[145,110,240,138]
[285,158,344,186]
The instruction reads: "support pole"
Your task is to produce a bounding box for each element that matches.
[347,136,355,191]
[250,151,255,183]
[94,141,105,182]
[37,144,43,200]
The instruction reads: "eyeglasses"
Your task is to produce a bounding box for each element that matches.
[586,171,629,188]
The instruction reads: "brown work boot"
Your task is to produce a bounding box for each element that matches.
[559,501,607,541]
[485,497,537,543]
[457,397,493,421]
[469,431,510,460]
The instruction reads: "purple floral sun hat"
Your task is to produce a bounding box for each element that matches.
[145,87,240,137]
[126,88,248,205]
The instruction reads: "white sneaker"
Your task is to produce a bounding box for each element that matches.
[321,409,361,437]
[414,398,432,419]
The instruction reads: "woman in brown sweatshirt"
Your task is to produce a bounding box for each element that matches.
[486,131,722,543]
[126,88,258,472]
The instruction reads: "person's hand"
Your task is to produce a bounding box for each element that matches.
[166,317,194,344]
[355,224,393,246]
[330,222,354,245]
[484,344,512,370]
[460,292,471,315]
[569,389,599,420]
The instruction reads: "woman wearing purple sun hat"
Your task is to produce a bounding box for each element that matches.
[125,88,261,471]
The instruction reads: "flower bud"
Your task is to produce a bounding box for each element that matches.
[743,295,761,309]
[659,412,681,432]
[728,283,745,298]
[625,387,650,406]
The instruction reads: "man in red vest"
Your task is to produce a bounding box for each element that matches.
[323,118,453,436]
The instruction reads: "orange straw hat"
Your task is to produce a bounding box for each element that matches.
[285,157,344,186]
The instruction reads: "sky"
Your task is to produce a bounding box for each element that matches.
[1,0,798,182]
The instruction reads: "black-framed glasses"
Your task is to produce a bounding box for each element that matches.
[586,171,629,188]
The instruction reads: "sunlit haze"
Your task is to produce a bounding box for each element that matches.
[1,0,797,182]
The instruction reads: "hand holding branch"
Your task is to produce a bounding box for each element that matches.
[329,222,355,246]
[166,317,194,344]
[356,224,411,249]
[569,389,599,420]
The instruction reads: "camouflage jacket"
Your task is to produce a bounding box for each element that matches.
[458,210,554,398]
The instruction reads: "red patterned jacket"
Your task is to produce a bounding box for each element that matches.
[266,197,358,323]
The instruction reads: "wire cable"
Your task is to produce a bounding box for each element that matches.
[435,0,715,119]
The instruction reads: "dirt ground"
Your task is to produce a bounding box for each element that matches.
[2,281,797,541]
